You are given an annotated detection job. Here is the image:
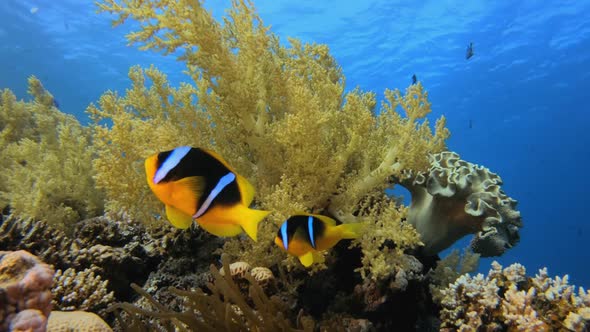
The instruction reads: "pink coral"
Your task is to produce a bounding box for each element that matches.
[9,309,47,332]
[0,250,54,332]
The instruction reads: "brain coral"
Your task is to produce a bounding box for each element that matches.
[46,311,112,332]
[400,151,521,256]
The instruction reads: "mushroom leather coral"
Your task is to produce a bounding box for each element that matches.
[401,151,521,256]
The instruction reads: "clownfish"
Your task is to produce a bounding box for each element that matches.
[274,213,365,267]
[144,146,270,241]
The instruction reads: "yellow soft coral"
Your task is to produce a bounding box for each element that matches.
[94,0,449,275]
[88,66,210,225]
[0,77,103,232]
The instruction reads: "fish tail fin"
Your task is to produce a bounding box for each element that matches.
[238,207,271,242]
[337,222,366,240]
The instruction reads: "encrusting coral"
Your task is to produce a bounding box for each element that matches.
[400,151,522,256]
[438,261,590,331]
[94,0,449,277]
[0,77,104,233]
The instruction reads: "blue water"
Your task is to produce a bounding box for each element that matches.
[1,0,589,287]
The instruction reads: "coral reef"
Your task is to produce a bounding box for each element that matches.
[52,268,115,316]
[0,214,178,302]
[94,0,449,275]
[9,310,47,332]
[0,0,547,330]
[438,261,590,331]
[47,311,112,332]
[400,151,522,256]
[428,248,480,303]
[0,77,104,233]
[351,194,423,281]
[110,254,314,331]
[0,250,54,332]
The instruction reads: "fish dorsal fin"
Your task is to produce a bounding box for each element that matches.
[311,213,337,226]
[176,176,206,200]
[165,204,194,229]
[202,148,235,172]
[298,252,314,267]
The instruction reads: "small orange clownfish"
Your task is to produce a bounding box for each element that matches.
[274,213,365,267]
[145,146,270,241]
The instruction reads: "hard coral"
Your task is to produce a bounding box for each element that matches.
[400,151,521,256]
[0,250,54,332]
[0,77,103,232]
[52,268,115,316]
[0,214,172,302]
[438,261,590,331]
[94,0,448,271]
[46,311,112,332]
[9,309,47,332]
[428,249,480,303]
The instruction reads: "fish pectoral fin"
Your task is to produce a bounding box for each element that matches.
[165,205,194,229]
[298,252,315,267]
[176,176,206,200]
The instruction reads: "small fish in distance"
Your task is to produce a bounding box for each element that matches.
[466,42,474,60]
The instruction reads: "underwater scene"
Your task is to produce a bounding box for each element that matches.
[0,0,589,331]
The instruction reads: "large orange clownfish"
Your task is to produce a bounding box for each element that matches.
[145,146,269,241]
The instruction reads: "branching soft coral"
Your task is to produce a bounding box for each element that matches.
[94,0,449,274]
[0,77,103,232]
[351,193,423,281]
[88,66,210,225]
